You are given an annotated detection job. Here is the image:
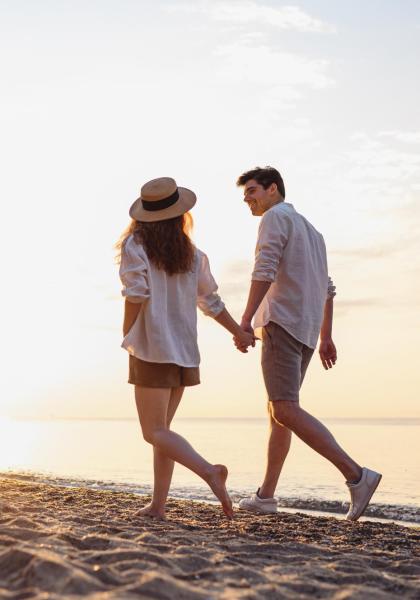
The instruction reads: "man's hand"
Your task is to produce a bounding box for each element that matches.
[319,338,337,370]
[233,319,256,353]
[233,329,256,352]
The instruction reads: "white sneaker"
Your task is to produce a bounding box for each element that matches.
[238,489,278,514]
[345,467,382,521]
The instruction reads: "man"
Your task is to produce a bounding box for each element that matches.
[235,166,381,521]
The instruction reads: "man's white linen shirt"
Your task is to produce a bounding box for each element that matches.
[252,202,336,349]
[120,235,225,367]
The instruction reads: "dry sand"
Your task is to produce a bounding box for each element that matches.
[0,477,419,599]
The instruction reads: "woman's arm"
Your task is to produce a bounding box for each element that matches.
[214,308,255,352]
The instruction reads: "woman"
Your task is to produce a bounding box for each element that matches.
[117,177,254,519]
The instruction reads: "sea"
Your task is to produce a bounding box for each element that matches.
[1,417,419,526]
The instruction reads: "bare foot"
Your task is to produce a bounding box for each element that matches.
[206,464,234,519]
[134,503,166,520]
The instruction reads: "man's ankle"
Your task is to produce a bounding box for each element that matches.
[257,486,275,500]
[346,466,363,485]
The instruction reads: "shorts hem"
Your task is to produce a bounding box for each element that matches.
[268,396,299,403]
[128,355,200,388]
[128,379,201,388]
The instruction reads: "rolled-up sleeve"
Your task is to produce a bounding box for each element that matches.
[327,276,336,299]
[197,252,225,317]
[252,210,289,282]
[119,236,150,304]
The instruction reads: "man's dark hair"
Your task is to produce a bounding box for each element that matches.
[236,166,285,198]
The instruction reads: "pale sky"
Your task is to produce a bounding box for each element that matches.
[1,0,419,420]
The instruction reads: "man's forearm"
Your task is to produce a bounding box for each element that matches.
[123,299,141,336]
[320,297,334,340]
[242,280,271,322]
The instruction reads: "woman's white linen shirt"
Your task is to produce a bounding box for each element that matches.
[119,235,224,367]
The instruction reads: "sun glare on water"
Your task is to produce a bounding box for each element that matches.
[0,417,36,472]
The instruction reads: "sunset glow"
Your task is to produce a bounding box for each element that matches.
[1,1,419,420]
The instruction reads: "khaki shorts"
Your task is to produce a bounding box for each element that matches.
[128,355,200,388]
[261,321,314,402]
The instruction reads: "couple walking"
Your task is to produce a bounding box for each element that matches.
[117,166,381,522]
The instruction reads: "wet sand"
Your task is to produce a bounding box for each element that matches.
[0,476,419,598]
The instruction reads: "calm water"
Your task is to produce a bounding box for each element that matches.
[1,417,419,522]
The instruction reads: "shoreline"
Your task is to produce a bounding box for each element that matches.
[1,476,419,598]
[2,470,419,527]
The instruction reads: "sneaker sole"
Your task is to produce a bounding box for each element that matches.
[346,473,382,521]
[238,504,277,515]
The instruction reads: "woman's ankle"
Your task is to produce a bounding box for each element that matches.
[150,499,167,512]
[136,502,166,517]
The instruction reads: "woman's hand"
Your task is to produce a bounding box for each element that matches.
[123,299,141,336]
[233,327,256,353]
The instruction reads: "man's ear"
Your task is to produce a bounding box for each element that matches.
[269,182,278,195]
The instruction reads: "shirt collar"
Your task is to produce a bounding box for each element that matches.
[268,201,294,213]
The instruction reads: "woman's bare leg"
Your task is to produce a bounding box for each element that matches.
[135,387,184,518]
[135,386,233,518]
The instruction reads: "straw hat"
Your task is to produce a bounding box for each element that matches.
[129,177,197,222]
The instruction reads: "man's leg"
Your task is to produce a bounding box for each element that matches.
[267,329,382,521]
[261,322,361,482]
[257,323,304,499]
[271,401,362,482]
[239,323,294,511]
[258,402,292,499]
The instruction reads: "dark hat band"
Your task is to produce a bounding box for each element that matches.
[141,189,179,211]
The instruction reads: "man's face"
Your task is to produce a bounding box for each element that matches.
[243,179,275,216]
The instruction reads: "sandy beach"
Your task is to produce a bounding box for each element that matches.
[0,476,418,599]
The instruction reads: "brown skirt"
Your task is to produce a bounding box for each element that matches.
[128,355,200,388]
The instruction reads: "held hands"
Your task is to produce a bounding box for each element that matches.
[319,337,337,370]
[233,318,257,353]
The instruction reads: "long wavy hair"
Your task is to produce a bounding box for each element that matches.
[116,213,195,275]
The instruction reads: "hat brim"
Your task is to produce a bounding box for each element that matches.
[129,187,197,222]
